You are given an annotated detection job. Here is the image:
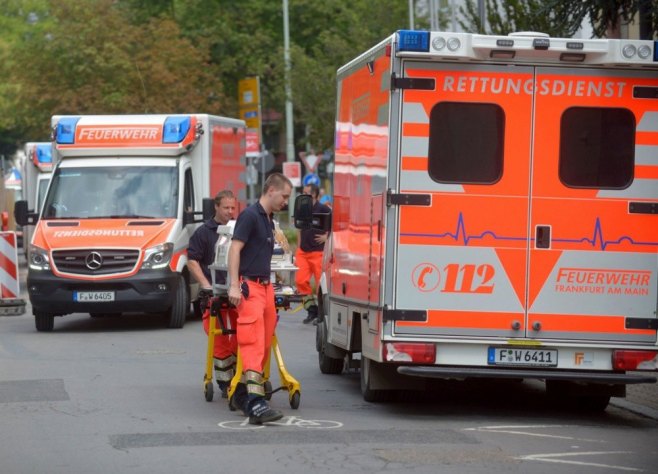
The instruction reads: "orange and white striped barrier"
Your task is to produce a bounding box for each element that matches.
[0,231,26,316]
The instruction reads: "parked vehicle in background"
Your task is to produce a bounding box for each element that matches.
[15,114,246,331]
[21,142,53,259]
[305,30,658,411]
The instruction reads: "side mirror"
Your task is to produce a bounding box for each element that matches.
[14,200,38,226]
[312,212,332,232]
[202,198,215,221]
[293,195,313,229]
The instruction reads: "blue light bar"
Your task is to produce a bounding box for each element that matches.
[398,30,430,52]
[163,116,191,143]
[654,41,658,62]
[56,117,81,144]
[36,144,52,163]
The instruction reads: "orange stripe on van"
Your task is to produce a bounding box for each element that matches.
[401,156,428,171]
[636,132,658,146]
[530,314,654,335]
[402,123,429,137]
[635,165,658,180]
[399,310,523,330]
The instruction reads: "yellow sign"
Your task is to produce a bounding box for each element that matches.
[238,77,261,131]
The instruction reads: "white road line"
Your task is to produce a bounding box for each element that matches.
[465,425,604,443]
[516,451,642,472]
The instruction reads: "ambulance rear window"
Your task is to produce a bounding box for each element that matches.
[559,107,635,189]
[427,102,504,184]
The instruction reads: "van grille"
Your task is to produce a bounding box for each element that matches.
[52,249,140,275]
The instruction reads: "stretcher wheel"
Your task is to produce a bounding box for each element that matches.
[289,391,300,409]
[264,380,273,401]
[204,381,214,402]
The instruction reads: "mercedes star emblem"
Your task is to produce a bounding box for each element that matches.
[85,251,103,270]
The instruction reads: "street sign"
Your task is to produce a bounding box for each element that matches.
[238,77,261,131]
[299,151,320,173]
[245,129,260,157]
[283,162,301,187]
[303,173,320,187]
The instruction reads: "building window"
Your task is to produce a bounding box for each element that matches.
[428,102,505,184]
[559,107,635,189]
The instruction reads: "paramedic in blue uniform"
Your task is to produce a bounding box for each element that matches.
[227,172,293,425]
[187,189,238,397]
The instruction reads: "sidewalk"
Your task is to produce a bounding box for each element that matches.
[611,373,658,420]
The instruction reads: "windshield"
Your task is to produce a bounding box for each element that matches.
[42,165,179,219]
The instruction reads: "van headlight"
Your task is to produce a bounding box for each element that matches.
[29,246,51,271]
[141,243,174,270]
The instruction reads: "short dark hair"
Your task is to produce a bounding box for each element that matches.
[214,189,235,205]
[263,172,293,195]
[304,183,319,199]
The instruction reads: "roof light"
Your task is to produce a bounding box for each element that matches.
[35,144,52,164]
[55,117,80,144]
[432,36,446,51]
[533,38,550,50]
[491,50,516,59]
[447,37,461,51]
[612,350,657,371]
[637,45,651,59]
[622,44,636,58]
[560,53,586,62]
[383,342,435,363]
[398,30,430,52]
[163,116,191,143]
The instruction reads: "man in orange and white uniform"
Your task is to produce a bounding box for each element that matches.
[295,183,330,324]
[187,190,238,397]
[227,173,293,425]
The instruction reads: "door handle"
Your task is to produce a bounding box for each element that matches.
[536,225,551,249]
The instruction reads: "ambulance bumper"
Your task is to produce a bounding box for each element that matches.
[26,269,180,316]
[398,366,657,385]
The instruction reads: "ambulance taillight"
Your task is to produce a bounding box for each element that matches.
[612,351,658,371]
[384,342,436,363]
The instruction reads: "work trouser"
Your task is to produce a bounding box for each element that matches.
[236,280,277,374]
[294,248,323,301]
[202,305,238,359]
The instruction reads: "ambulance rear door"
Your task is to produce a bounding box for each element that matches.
[527,67,658,344]
[393,61,534,339]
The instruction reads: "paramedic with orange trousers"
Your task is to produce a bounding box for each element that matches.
[227,172,293,425]
[296,183,330,324]
[187,190,238,398]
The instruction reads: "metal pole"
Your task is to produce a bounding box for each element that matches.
[477,0,485,33]
[408,0,415,30]
[283,0,295,221]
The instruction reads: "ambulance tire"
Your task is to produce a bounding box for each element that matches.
[35,313,54,332]
[360,357,386,403]
[317,322,343,374]
[167,276,187,329]
[576,395,611,412]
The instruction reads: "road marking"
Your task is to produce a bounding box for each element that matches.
[464,424,604,443]
[218,415,343,430]
[516,451,642,472]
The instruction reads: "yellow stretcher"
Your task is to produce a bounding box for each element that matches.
[202,290,303,409]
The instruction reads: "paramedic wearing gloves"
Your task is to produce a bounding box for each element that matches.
[187,190,238,397]
[227,172,293,425]
[295,183,330,324]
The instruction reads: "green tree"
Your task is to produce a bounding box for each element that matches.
[459,0,574,36]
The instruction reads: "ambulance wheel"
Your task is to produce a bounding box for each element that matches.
[167,275,187,329]
[264,380,273,401]
[317,322,343,374]
[204,381,214,402]
[576,395,611,412]
[35,313,54,332]
[360,357,386,403]
[290,391,300,409]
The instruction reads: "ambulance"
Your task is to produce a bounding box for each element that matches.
[15,114,246,331]
[21,142,53,258]
[308,30,658,410]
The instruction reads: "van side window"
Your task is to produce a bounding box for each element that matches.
[559,107,635,189]
[183,168,194,212]
[427,102,504,184]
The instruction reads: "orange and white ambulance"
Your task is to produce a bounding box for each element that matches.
[21,142,53,259]
[15,114,246,331]
[314,30,658,409]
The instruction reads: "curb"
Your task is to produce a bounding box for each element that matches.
[610,397,658,421]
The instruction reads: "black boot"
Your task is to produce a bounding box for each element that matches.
[248,396,283,425]
[303,304,318,324]
[229,382,249,415]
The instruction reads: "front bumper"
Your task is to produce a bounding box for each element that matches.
[27,268,179,315]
